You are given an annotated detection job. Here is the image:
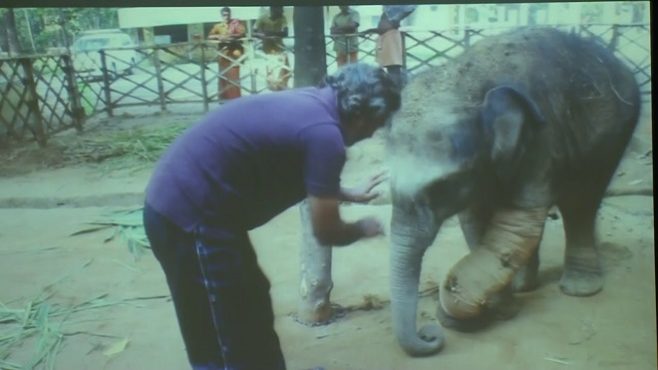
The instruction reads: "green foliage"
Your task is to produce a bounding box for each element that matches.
[9,8,121,53]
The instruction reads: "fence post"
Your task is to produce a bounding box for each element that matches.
[100,49,114,117]
[401,31,407,70]
[152,47,167,113]
[297,199,334,325]
[608,24,620,52]
[61,53,85,132]
[246,23,258,94]
[200,41,209,113]
[20,58,47,147]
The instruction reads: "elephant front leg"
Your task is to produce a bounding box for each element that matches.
[440,206,518,330]
[437,206,536,330]
[437,284,523,331]
[461,205,542,293]
[439,206,549,320]
[510,239,541,292]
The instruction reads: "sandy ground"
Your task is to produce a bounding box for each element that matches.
[0,103,654,370]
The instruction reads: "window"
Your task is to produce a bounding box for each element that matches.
[154,24,188,43]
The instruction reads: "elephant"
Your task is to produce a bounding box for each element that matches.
[386,27,641,356]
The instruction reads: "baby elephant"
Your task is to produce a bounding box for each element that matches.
[387,27,641,356]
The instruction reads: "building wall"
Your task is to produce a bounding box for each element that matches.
[119,3,649,45]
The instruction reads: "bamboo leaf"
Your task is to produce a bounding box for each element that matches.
[103,338,129,357]
[69,224,113,236]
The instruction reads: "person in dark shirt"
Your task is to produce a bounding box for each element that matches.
[143,62,401,370]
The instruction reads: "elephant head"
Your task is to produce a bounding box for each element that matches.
[387,81,549,356]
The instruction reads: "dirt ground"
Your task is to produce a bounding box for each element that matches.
[0,102,654,370]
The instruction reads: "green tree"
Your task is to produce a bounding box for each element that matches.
[2,8,22,55]
[4,8,120,54]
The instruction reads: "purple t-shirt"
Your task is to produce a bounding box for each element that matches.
[145,86,346,231]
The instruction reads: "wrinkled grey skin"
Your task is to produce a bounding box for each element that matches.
[387,27,640,356]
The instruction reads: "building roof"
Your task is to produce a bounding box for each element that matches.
[118,7,266,28]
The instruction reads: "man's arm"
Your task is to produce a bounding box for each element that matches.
[302,124,383,246]
[308,196,383,246]
[208,24,225,40]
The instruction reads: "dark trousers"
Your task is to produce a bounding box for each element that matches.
[143,203,286,370]
[384,65,406,89]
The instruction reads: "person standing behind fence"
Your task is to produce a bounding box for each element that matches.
[254,6,291,91]
[330,6,360,67]
[208,7,245,101]
[374,12,404,88]
[363,6,416,89]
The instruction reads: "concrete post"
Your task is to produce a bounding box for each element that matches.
[297,199,334,324]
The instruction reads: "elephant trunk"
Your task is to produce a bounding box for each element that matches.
[439,206,549,319]
[390,231,445,356]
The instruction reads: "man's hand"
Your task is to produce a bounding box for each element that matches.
[308,197,385,246]
[340,170,388,203]
[357,216,385,238]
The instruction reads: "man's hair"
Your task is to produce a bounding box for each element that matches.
[322,62,401,125]
[221,7,231,15]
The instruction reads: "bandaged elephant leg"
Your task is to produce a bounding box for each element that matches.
[439,207,548,320]
[511,243,541,292]
[437,285,521,331]
[297,200,334,325]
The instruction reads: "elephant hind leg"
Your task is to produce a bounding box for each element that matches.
[558,186,606,296]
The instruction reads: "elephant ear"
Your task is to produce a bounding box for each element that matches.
[480,85,546,164]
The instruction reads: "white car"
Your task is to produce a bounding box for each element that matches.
[72,30,137,76]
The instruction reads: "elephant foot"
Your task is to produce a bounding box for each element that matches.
[560,249,603,296]
[436,301,489,332]
[436,288,521,332]
[559,267,603,296]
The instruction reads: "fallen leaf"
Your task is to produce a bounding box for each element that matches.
[103,338,130,357]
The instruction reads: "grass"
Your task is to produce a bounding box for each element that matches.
[71,208,150,260]
[0,290,100,369]
[62,123,188,171]
[0,279,168,368]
